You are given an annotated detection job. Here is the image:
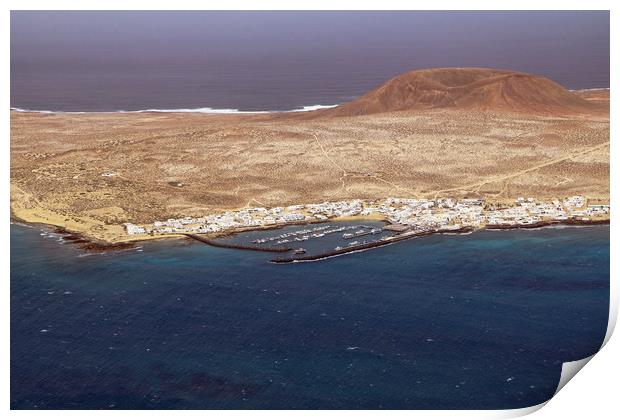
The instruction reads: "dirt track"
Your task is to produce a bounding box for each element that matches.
[9,77,609,242]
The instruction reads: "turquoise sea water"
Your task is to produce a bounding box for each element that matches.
[10,223,609,409]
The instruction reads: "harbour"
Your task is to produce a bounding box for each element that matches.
[184,233,293,253]
[179,217,610,264]
[269,226,474,264]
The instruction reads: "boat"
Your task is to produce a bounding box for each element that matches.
[294,248,306,254]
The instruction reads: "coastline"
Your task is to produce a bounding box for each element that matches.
[9,104,339,115]
[9,185,390,248]
[9,211,390,251]
[10,183,186,246]
[10,86,608,114]
[11,212,610,257]
[268,219,611,264]
[9,216,184,252]
[11,180,610,254]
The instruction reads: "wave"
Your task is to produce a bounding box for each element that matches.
[570,87,610,92]
[286,104,338,112]
[11,107,88,114]
[10,104,338,114]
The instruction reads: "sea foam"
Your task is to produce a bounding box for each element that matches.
[10,104,338,114]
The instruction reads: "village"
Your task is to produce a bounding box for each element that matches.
[124,196,610,237]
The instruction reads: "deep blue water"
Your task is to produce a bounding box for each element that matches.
[11,11,609,111]
[11,223,609,409]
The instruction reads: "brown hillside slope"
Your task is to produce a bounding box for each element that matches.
[574,88,609,108]
[320,67,602,117]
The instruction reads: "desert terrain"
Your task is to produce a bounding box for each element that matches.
[10,68,610,243]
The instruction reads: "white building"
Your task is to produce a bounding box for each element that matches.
[124,223,146,235]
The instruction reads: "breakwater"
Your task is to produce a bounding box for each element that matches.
[270,227,474,263]
[184,233,293,252]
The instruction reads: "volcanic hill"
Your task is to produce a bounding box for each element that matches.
[321,67,602,116]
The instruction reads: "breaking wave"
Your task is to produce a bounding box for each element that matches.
[569,87,610,92]
[10,104,338,114]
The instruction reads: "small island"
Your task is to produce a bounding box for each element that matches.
[10,68,609,251]
[10,11,611,411]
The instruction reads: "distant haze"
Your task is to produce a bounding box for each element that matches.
[10,11,610,112]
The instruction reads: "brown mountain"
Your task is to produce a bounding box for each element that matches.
[320,67,602,116]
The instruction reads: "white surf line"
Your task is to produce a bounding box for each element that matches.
[10,104,339,115]
[569,88,610,92]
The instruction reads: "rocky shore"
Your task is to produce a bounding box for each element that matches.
[12,216,609,260]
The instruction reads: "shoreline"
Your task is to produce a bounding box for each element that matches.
[10,183,610,256]
[9,193,390,248]
[8,212,388,251]
[485,218,610,230]
[9,215,186,252]
[9,104,339,115]
[269,219,610,264]
[9,87,609,114]
[12,216,610,258]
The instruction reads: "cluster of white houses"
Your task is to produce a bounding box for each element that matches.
[124,196,609,236]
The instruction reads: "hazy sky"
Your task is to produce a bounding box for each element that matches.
[10,11,610,111]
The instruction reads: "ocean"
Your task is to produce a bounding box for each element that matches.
[10,223,609,409]
[10,11,609,112]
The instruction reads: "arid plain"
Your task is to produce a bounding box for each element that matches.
[10,69,610,243]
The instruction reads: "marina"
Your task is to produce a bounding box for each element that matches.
[212,220,388,258]
[184,233,293,253]
[183,216,610,263]
[250,224,378,245]
[270,226,475,264]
